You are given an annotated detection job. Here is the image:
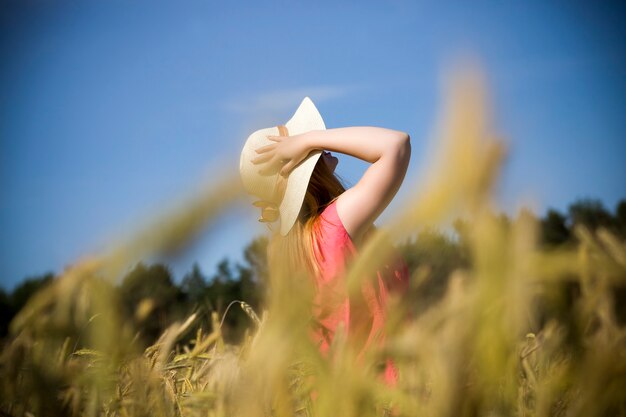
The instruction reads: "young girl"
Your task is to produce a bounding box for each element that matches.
[239,97,411,386]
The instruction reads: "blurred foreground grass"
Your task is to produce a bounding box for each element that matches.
[1,68,625,417]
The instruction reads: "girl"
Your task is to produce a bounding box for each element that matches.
[239,97,411,386]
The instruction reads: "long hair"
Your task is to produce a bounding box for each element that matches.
[268,157,346,281]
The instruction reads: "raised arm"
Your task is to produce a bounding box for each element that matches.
[305,127,411,242]
[252,126,411,242]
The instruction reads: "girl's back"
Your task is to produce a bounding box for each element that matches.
[310,199,409,385]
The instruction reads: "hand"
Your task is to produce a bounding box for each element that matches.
[251,132,312,176]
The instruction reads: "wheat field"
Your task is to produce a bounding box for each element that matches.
[1,69,625,417]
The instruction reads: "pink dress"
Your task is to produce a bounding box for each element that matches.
[309,200,410,386]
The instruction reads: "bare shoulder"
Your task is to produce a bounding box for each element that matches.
[334,189,373,244]
[334,131,410,244]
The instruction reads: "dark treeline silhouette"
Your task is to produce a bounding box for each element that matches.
[1,197,624,346]
[0,237,270,346]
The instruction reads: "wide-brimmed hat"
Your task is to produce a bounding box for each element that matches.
[239,96,326,236]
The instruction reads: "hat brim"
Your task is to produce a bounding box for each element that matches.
[278,97,326,235]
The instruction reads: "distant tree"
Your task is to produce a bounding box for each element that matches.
[398,227,467,313]
[180,262,208,305]
[189,245,268,343]
[212,258,235,282]
[200,258,247,342]
[0,289,12,338]
[611,199,626,325]
[568,198,615,234]
[242,236,269,283]
[118,263,182,344]
[616,199,626,238]
[10,273,55,313]
[206,259,235,312]
[540,209,571,247]
[236,236,268,308]
[0,272,55,339]
[235,265,255,306]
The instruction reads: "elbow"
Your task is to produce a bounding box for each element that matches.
[399,131,410,148]
[390,130,410,148]
[393,131,411,162]
[377,129,411,163]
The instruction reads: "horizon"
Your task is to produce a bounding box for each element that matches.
[2,195,623,292]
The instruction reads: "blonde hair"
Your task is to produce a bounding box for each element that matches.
[268,157,346,281]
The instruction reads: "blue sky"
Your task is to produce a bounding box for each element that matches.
[1,1,625,290]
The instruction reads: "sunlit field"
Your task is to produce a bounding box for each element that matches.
[1,69,625,417]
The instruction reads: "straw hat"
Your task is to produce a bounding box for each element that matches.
[239,96,326,236]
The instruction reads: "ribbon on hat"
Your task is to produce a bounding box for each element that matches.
[253,200,279,223]
[254,124,289,225]
[277,124,289,137]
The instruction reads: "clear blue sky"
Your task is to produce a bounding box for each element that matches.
[1,1,625,290]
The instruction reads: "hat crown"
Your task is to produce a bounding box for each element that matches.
[239,126,284,202]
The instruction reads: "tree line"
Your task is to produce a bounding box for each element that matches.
[1,197,624,345]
